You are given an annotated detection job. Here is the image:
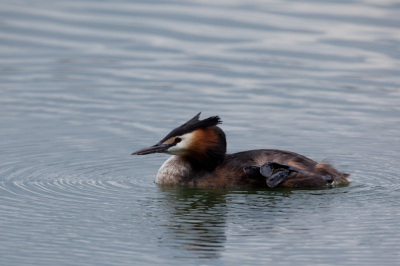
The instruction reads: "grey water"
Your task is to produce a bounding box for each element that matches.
[1,0,400,265]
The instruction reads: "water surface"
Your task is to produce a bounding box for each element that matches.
[1,0,400,265]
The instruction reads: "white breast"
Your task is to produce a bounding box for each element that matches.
[155,156,191,185]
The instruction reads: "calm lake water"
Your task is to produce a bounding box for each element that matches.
[1,0,400,265]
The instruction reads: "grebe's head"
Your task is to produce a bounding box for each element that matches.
[132,112,226,168]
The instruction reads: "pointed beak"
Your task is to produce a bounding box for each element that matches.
[131,143,171,155]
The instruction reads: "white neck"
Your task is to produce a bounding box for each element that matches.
[155,156,191,185]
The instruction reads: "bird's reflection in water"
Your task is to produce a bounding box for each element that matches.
[156,186,295,259]
[157,186,229,259]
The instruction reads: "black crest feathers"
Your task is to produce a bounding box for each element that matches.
[159,112,222,143]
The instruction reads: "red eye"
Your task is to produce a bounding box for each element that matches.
[175,137,182,143]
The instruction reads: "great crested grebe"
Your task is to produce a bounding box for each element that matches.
[132,113,349,188]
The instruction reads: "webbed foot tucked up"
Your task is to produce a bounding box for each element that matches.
[244,162,300,188]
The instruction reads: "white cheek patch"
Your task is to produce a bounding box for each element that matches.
[166,132,193,155]
[166,145,183,155]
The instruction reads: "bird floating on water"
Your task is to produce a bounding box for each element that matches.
[132,113,349,188]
